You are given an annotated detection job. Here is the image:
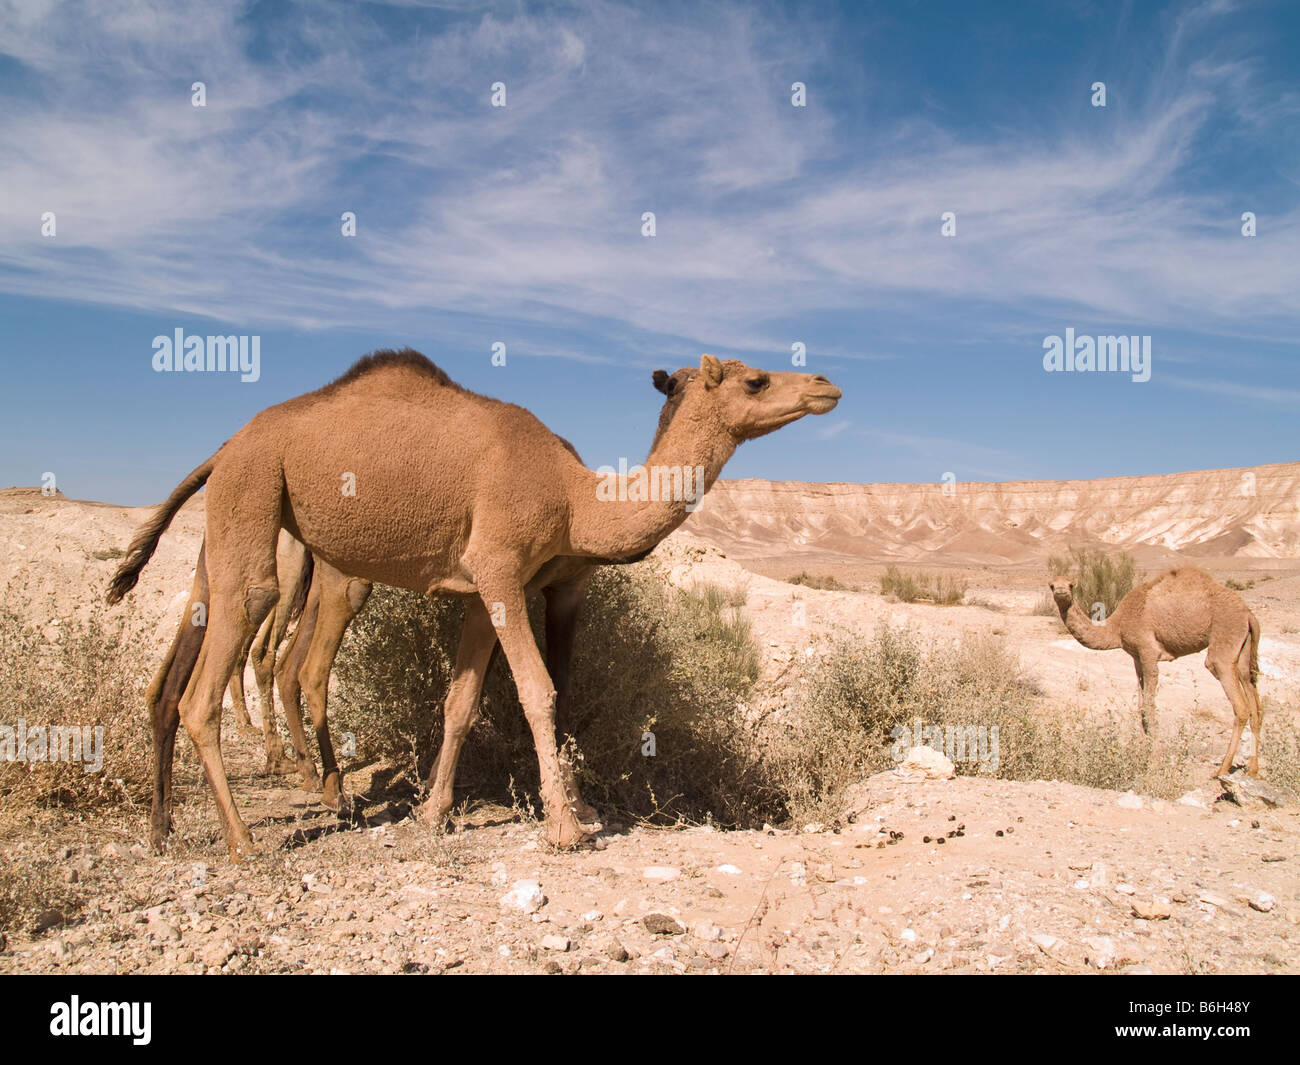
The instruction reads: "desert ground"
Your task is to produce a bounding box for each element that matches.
[1,463,1298,975]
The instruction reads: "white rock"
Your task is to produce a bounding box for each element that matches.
[1177,791,1208,809]
[1029,934,1058,951]
[691,920,723,942]
[900,927,917,943]
[642,866,680,882]
[894,746,955,782]
[540,934,570,952]
[1116,791,1144,810]
[1250,892,1275,913]
[499,880,546,914]
[1083,936,1117,970]
[715,864,742,875]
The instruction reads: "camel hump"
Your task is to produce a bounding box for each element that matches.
[317,348,461,396]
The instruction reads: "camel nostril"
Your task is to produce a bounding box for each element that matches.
[812,375,831,384]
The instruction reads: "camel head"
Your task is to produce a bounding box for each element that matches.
[1049,575,1075,608]
[674,354,841,441]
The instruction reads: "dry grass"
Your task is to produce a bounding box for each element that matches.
[0,607,152,811]
[785,571,854,591]
[880,565,966,605]
[772,625,1200,825]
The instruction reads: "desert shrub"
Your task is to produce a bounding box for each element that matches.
[880,565,966,605]
[331,564,774,826]
[786,572,853,591]
[1046,547,1135,617]
[775,625,1196,824]
[0,608,152,810]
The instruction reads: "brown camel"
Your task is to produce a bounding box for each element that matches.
[143,367,699,852]
[1049,566,1263,777]
[111,351,828,858]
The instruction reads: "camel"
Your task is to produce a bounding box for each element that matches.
[110,350,829,858]
[141,367,699,851]
[1049,566,1263,777]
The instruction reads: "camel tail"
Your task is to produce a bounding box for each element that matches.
[1248,611,1261,685]
[106,455,218,604]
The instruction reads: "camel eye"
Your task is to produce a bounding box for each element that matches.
[744,377,767,394]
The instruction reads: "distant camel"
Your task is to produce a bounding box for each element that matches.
[110,350,835,858]
[1049,566,1262,777]
[144,368,697,850]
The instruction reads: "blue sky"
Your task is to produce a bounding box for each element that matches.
[1,0,1297,505]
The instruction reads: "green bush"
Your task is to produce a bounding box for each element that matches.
[1046,547,1135,617]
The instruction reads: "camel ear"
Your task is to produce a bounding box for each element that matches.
[653,369,672,395]
[700,354,723,388]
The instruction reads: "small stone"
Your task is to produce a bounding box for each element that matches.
[32,909,66,934]
[690,920,723,942]
[606,942,630,962]
[894,746,955,781]
[1249,892,1275,913]
[499,880,546,914]
[540,934,570,952]
[1082,935,1117,970]
[1131,897,1171,921]
[644,913,685,936]
[642,866,681,882]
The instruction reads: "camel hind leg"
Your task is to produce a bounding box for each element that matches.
[147,545,212,852]
[1207,625,1254,778]
[296,563,370,811]
[1235,619,1263,778]
[275,581,324,789]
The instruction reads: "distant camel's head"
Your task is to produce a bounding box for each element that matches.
[671,354,841,441]
[1049,576,1075,607]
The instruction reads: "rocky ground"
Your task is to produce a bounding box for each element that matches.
[2,730,1297,975]
[1,485,1298,975]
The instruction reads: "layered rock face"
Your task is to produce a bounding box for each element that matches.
[684,462,1300,564]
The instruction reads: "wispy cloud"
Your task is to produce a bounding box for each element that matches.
[0,0,1296,368]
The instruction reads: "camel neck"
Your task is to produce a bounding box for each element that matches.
[1059,600,1121,650]
[564,392,737,559]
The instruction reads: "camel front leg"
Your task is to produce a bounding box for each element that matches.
[473,580,589,849]
[419,599,499,824]
[1134,653,1159,735]
[544,577,599,826]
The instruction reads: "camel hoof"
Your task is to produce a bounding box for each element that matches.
[262,754,300,776]
[227,834,257,863]
[544,817,593,850]
[415,797,451,829]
